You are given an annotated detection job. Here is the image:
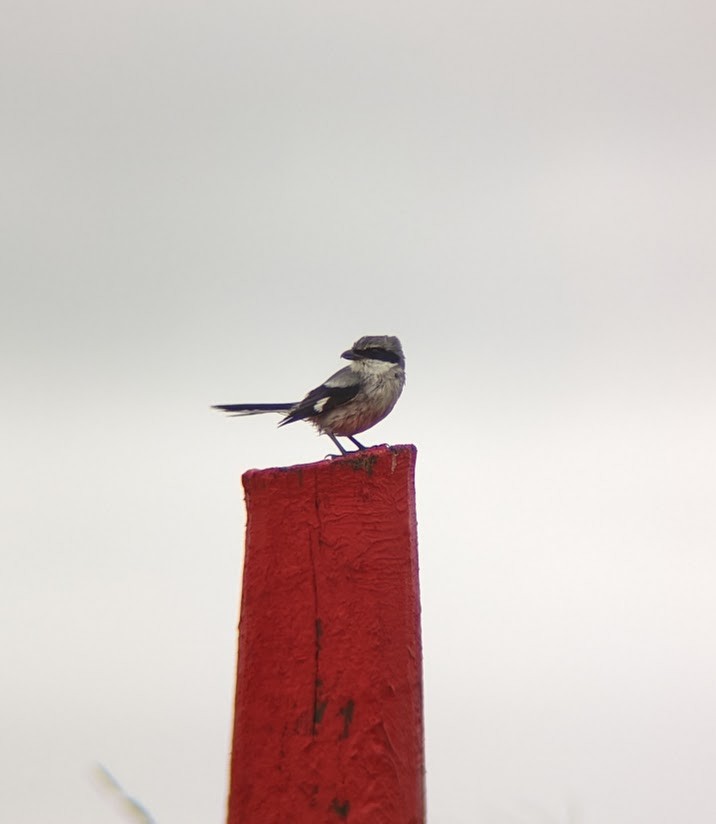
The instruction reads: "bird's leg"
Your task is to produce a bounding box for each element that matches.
[346,435,366,450]
[327,433,349,456]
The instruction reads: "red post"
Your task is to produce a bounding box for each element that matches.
[226,444,424,824]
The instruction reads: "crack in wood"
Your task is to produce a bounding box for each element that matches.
[309,479,323,736]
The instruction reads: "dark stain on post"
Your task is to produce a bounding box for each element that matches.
[338,699,355,739]
[314,697,328,727]
[331,798,350,818]
[348,452,378,475]
[313,676,327,732]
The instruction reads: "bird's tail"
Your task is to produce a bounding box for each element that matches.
[212,403,295,416]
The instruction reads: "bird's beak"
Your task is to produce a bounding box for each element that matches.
[341,349,358,360]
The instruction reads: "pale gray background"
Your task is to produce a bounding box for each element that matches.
[3,1,715,822]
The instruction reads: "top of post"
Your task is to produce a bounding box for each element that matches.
[242,443,417,487]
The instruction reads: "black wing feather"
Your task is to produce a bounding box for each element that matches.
[278,383,360,426]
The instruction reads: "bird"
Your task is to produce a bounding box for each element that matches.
[213,335,405,455]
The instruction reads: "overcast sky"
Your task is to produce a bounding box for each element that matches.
[3,1,716,822]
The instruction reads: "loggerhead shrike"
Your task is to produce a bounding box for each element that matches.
[213,335,405,455]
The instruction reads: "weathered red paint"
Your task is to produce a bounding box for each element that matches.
[226,444,424,824]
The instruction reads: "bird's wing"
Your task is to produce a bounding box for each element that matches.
[278,367,360,426]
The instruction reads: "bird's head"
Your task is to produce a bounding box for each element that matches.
[341,336,405,369]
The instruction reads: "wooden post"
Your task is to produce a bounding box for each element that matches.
[226,444,424,824]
